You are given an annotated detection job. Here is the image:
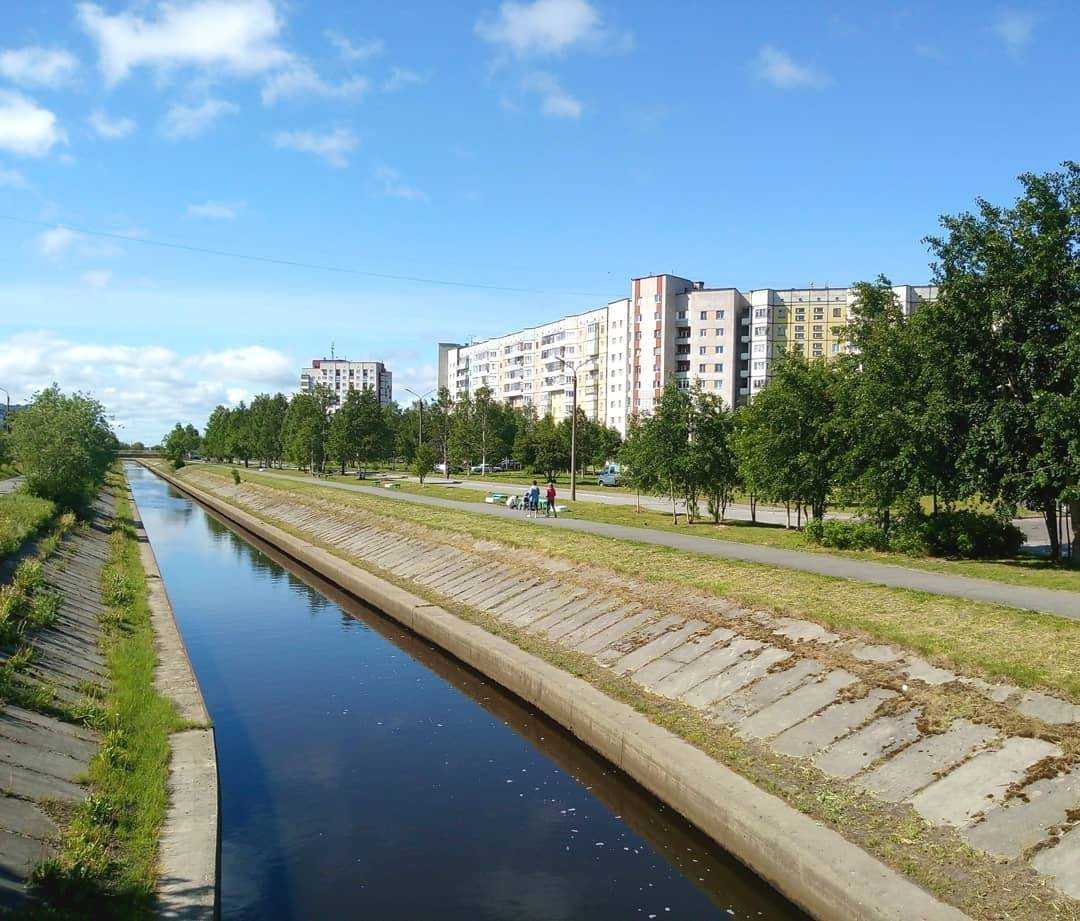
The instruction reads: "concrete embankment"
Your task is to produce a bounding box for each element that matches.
[144,463,976,921]
[126,476,219,919]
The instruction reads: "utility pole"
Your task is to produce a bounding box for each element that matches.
[404,387,436,448]
[0,387,9,432]
[554,355,597,501]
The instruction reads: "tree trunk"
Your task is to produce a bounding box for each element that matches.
[750,493,757,524]
[1068,499,1079,561]
[932,489,938,517]
[671,492,678,525]
[796,503,802,530]
[1043,499,1061,562]
[785,502,790,529]
[883,507,891,537]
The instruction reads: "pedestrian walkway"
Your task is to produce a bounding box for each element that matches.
[237,468,1080,620]
[193,471,1080,906]
[0,476,24,496]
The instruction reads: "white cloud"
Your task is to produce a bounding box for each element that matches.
[0,91,66,157]
[476,0,605,56]
[382,66,425,93]
[273,127,357,167]
[372,165,425,201]
[88,108,136,139]
[0,166,28,189]
[0,47,80,88]
[753,46,831,90]
[522,71,582,117]
[37,226,82,259]
[81,269,112,288]
[77,0,292,86]
[325,31,384,62]
[261,63,369,105]
[186,200,244,219]
[160,98,239,139]
[993,8,1037,54]
[0,331,297,442]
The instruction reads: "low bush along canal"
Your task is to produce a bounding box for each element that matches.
[128,463,805,920]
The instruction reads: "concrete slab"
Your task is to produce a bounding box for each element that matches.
[957,676,1016,705]
[596,613,683,667]
[963,767,1080,859]
[558,604,640,649]
[771,689,897,759]
[1016,691,1080,726]
[1031,822,1080,900]
[903,658,957,686]
[666,640,767,704]
[612,619,708,675]
[0,760,85,802]
[574,609,655,656]
[771,618,840,645]
[910,737,1061,827]
[713,659,825,725]
[527,592,608,635]
[852,644,902,664]
[738,670,858,740]
[813,710,922,780]
[0,738,88,782]
[692,647,793,708]
[857,720,998,803]
[0,795,57,839]
[631,630,738,690]
[546,599,622,642]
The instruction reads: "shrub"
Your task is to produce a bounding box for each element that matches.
[805,510,1024,559]
[807,519,889,551]
[231,468,241,485]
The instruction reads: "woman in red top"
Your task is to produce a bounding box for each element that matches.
[545,483,557,518]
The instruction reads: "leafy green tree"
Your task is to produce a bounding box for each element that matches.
[249,393,288,467]
[282,389,330,472]
[618,414,661,512]
[413,443,436,484]
[163,423,189,467]
[689,388,739,523]
[531,414,568,481]
[511,404,539,470]
[354,386,392,470]
[428,388,454,478]
[202,405,232,461]
[732,405,768,523]
[9,385,117,509]
[922,162,1080,559]
[326,388,363,474]
[630,382,694,523]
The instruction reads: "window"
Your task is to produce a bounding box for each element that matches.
[714,363,723,372]
[699,346,707,355]
[699,310,707,320]
[832,308,842,317]
[714,328,724,337]
[754,326,766,336]
[754,308,767,319]
[676,310,687,320]
[714,345,723,354]
[716,309,725,319]
[654,294,661,303]
[698,363,707,373]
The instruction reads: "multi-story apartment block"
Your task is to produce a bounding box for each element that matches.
[746,284,937,395]
[299,358,392,408]
[439,275,935,434]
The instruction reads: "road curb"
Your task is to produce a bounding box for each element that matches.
[145,462,971,921]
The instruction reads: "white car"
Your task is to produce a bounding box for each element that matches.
[470,463,496,474]
[597,463,621,487]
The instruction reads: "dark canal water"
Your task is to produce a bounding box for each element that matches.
[127,464,805,920]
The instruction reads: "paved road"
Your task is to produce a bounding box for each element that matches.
[0,477,23,496]
[232,467,1079,620]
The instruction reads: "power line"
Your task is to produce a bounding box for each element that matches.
[0,214,611,298]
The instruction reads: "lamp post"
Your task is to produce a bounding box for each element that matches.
[403,387,436,447]
[553,354,598,501]
[0,387,9,432]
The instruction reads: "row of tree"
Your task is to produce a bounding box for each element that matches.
[619,164,1079,560]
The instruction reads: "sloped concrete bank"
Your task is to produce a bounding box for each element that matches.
[143,464,970,921]
[126,477,219,919]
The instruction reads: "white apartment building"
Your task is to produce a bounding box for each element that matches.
[299,358,392,408]
[439,275,935,434]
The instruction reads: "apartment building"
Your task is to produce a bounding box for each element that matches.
[439,275,935,434]
[299,358,392,408]
[746,284,938,394]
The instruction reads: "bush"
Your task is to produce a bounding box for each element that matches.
[231,468,241,485]
[0,493,57,560]
[805,510,1024,559]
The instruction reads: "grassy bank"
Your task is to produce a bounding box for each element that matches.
[32,475,183,915]
[0,493,56,561]
[195,465,1080,700]
[225,464,1080,594]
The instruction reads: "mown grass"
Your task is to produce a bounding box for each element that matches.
[0,493,56,561]
[32,478,183,917]
[189,465,1080,701]
[224,464,1080,594]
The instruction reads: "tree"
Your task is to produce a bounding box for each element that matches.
[164,423,190,467]
[428,388,454,478]
[354,386,392,470]
[249,393,288,467]
[202,406,232,461]
[631,382,694,524]
[9,385,117,509]
[689,388,739,523]
[413,443,436,484]
[326,389,363,474]
[619,414,661,513]
[922,162,1080,559]
[282,390,329,472]
[531,414,568,481]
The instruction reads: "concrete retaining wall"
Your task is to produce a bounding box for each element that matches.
[127,476,219,919]
[145,462,970,921]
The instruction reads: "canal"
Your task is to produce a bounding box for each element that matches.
[128,464,805,920]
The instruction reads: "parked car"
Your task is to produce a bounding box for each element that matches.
[435,462,459,475]
[495,458,522,472]
[470,463,497,475]
[597,463,621,487]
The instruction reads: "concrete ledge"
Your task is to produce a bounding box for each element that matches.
[145,462,970,921]
[127,478,218,920]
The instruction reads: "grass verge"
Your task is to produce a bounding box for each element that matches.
[31,476,183,917]
[193,465,1080,700]
[0,493,57,561]
[238,465,1080,594]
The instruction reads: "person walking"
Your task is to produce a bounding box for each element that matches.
[545,482,557,518]
[528,480,541,520]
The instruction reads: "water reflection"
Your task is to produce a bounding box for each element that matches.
[127,463,805,921]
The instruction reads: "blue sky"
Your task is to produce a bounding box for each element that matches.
[0,0,1076,442]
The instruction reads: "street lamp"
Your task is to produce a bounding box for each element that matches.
[553,353,598,501]
[403,387,436,446]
